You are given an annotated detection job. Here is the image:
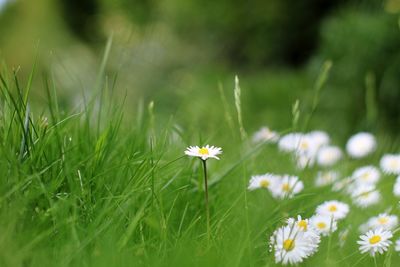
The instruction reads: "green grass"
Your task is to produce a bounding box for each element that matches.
[0,51,400,267]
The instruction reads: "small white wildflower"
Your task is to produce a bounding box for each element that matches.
[184,145,222,160]
[286,215,321,253]
[309,215,338,236]
[270,175,304,199]
[363,213,398,232]
[252,126,279,143]
[309,131,330,148]
[316,200,350,220]
[380,154,400,175]
[352,166,381,185]
[351,185,380,208]
[295,153,316,169]
[270,225,320,265]
[248,173,278,190]
[357,228,392,256]
[346,132,376,158]
[316,146,342,167]
[278,133,303,153]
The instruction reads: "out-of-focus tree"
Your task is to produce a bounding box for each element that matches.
[156,0,349,67]
[311,3,400,133]
[59,0,103,42]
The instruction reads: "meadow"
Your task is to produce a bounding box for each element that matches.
[1,39,400,267]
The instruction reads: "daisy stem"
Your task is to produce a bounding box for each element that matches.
[202,159,211,240]
[373,256,378,267]
[327,230,333,264]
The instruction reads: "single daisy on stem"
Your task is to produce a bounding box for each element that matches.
[185,145,222,239]
[357,228,392,256]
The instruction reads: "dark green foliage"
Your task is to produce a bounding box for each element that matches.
[312,8,400,134]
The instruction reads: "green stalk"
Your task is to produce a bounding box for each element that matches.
[202,159,211,240]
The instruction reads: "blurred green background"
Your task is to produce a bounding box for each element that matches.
[1,0,400,139]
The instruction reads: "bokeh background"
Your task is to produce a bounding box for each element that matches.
[1,0,400,140]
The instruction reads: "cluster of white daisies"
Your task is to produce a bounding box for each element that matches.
[250,127,400,264]
[248,174,303,199]
[269,201,400,265]
[253,128,378,168]
[269,201,348,265]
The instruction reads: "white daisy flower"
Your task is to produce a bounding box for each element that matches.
[278,133,303,153]
[184,145,222,160]
[395,238,400,251]
[309,131,330,148]
[270,175,304,199]
[351,185,380,208]
[358,228,392,256]
[252,126,279,143]
[380,154,400,175]
[346,132,377,158]
[393,176,400,197]
[296,134,319,156]
[248,173,278,190]
[286,216,310,231]
[316,146,342,167]
[352,166,381,185]
[286,216,321,253]
[315,171,339,187]
[363,213,398,232]
[270,225,319,265]
[316,200,349,220]
[309,215,338,236]
[295,153,316,169]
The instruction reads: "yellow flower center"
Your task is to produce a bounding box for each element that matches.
[369,235,381,244]
[328,205,337,212]
[283,239,295,251]
[297,220,307,231]
[198,147,209,155]
[323,174,332,180]
[259,180,270,188]
[361,173,370,180]
[282,183,291,192]
[378,217,389,224]
[317,222,327,229]
[360,191,370,198]
[390,160,398,169]
[300,142,308,150]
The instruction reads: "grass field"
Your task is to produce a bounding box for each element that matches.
[1,45,400,267]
